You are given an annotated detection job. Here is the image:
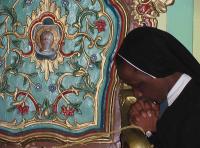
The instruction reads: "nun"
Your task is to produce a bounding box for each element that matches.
[116,27,200,148]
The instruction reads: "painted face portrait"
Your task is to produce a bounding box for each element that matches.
[40,31,54,51]
[35,30,56,61]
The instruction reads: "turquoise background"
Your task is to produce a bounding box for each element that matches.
[167,0,194,53]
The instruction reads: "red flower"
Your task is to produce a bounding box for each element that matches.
[61,105,76,116]
[95,19,106,32]
[16,104,29,115]
[137,3,152,14]
[53,105,57,113]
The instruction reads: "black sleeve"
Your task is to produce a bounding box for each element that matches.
[178,109,200,148]
[147,132,161,148]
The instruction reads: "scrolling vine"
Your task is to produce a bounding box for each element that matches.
[0,0,114,130]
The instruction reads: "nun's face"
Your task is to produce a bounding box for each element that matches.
[117,61,169,103]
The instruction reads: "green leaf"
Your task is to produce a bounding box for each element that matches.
[29,72,38,78]
[7,106,16,112]
[64,7,69,15]
[31,111,37,115]
[22,1,30,8]
[72,102,82,108]
[0,78,9,93]
[76,9,82,23]
[95,61,101,68]
[13,50,23,66]
[89,25,94,34]
[0,6,18,27]
[91,0,96,5]
[0,19,5,28]
[44,99,49,107]
[23,77,27,86]
[48,112,56,120]
[9,64,18,74]
[60,84,65,92]
[75,38,82,47]
[0,38,4,48]
[56,72,65,77]
[10,8,17,26]
[76,109,82,115]
[12,39,21,48]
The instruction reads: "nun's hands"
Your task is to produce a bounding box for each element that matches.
[129,100,160,133]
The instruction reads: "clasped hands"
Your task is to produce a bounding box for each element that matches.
[129,99,160,133]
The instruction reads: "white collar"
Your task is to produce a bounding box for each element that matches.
[167,74,191,106]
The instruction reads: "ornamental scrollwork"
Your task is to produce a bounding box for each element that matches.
[123,0,174,29]
[0,0,119,143]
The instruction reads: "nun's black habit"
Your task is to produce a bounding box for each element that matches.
[116,27,200,148]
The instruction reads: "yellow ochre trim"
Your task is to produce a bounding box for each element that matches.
[157,12,167,31]
[193,0,200,62]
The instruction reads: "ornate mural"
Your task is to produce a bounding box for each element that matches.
[0,0,174,146]
[0,0,124,144]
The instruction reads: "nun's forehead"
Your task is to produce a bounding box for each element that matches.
[118,54,156,78]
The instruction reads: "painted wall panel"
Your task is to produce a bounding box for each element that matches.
[193,0,200,62]
[167,0,194,53]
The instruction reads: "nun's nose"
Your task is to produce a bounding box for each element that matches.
[132,88,143,99]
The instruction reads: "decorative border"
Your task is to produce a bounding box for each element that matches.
[193,0,200,62]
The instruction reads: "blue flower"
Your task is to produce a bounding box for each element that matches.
[62,0,69,7]
[48,84,56,93]
[34,83,42,91]
[25,0,32,5]
[0,59,4,67]
[90,54,97,63]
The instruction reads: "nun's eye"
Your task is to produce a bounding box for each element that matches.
[133,83,143,90]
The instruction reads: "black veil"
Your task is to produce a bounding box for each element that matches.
[116,27,200,83]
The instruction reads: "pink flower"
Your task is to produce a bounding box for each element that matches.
[16,104,29,115]
[95,19,106,32]
[61,105,76,116]
[137,3,152,14]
